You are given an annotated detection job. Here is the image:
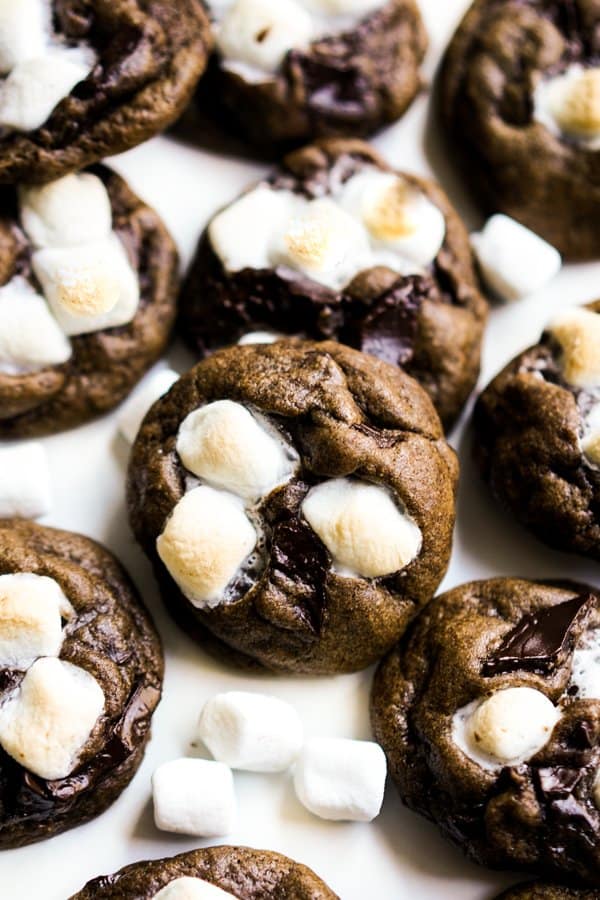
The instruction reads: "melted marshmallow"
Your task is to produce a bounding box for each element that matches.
[0,573,73,670]
[582,404,600,467]
[0,275,72,374]
[570,629,600,699]
[548,307,600,388]
[534,65,600,150]
[153,879,237,900]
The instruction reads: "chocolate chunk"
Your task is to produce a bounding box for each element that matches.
[270,519,329,633]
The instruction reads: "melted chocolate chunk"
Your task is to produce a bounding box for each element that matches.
[0,669,22,695]
[291,53,377,124]
[269,519,329,633]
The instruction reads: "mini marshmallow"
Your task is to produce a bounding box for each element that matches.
[548,307,600,388]
[294,737,386,822]
[238,330,284,345]
[153,879,237,900]
[534,65,600,150]
[0,0,48,74]
[0,573,72,670]
[152,758,236,837]
[303,0,383,13]
[19,173,113,249]
[582,405,600,466]
[0,657,104,779]
[197,691,304,772]
[117,368,179,445]
[471,215,562,302]
[302,478,421,578]
[217,0,313,73]
[156,486,258,609]
[570,629,600,699]
[177,400,296,502]
[32,233,140,336]
[0,442,52,519]
[0,276,72,374]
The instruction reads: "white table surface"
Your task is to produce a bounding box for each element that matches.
[2,1,599,897]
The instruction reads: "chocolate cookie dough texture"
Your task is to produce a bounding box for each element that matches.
[371,578,600,885]
[127,340,458,674]
[442,0,600,260]
[71,846,339,899]
[497,885,600,900]
[0,0,212,184]
[198,0,426,147]
[180,139,487,430]
[0,165,178,437]
[0,519,163,848]
[474,301,600,561]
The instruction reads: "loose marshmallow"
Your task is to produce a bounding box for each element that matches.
[19,173,113,249]
[154,879,237,900]
[157,486,258,609]
[570,629,600,699]
[217,0,313,73]
[0,573,72,670]
[453,688,560,770]
[238,330,283,345]
[0,442,52,519]
[152,758,236,837]
[177,400,297,502]
[548,307,600,388]
[197,691,304,772]
[0,0,48,74]
[471,215,562,302]
[534,65,600,150]
[302,479,421,578]
[32,233,140,336]
[0,276,72,374]
[294,737,386,822]
[117,368,179,445]
[0,657,104,779]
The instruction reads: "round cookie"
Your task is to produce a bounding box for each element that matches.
[473,301,600,561]
[127,340,458,675]
[372,578,600,885]
[180,139,487,430]
[197,1,427,149]
[0,0,212,184]
[0,164,179,437]
[71,846,338,899]
[0,518,163,849]
[496,885,598,900]
[442,0,600,260]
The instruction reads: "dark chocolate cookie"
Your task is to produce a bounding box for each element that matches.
[0,164,179,437]
[473,301,600,561]
[71,845,338,899]
[497,884,599,900]
[442,0,600,260]
[127,340,458,675]
[0,0,212,184]
[180,139,487,430]
[372,578,600,886]
[0,518,163,849]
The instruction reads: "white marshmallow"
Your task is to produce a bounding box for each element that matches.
[117,368,179,445]
[19,173,113,249]
[0,0,49,74]
[0,47,95,132]
[0,657,104,779]
[302,0,383,13]
[302,478,421,578]
[548,307,600,388]
[152,758,236,837]
[534,65,600,150]
[156,486,258,609]
[153,879,237,900]
[453,688,560,770]
[32,233,140,336]
[177,400,296,502]
[237,330,283,345]
[294,737,386,822]
[471,215,562,302]
[197,691,304,772]
[0,442,53,520]
[0,276,71,374]
[217,0,313,74]
[0,573,72,670]
[570,629,600,699]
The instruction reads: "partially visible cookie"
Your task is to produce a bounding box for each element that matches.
[0,519,163,849]
[497,885,599,900]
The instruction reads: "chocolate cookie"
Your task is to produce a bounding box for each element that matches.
[442,0,600,260]
[497,885,599,900]
[180,139,487,430]
[71,846,338,899]
[372,578,600,885]
[473,302,600,561]
[127,340,458,675]
[197,0,427,149]
[0,164,178,437]
[0,0,211,184]
[0,518,163,849]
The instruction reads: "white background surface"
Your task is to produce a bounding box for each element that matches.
[2,1,599,897]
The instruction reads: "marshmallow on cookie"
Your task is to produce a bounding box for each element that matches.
[548,307,600,389]
[153,879,237,900]
[0,573,72,669]
[534,65,600,151]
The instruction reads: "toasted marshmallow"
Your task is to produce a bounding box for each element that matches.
[0,442,53,519]
[453,688,560,770]
[238,330,284,345]
[217,0,313,73]
[0,0,49,74]
[534,65,600,149]
[570,629,600,699]
[0,657,104,779]
[0,573,72,670]
[156,486,258,609]
[582,405,600,466]
[197,691,304,772]
[117,368,179,445]
[19,173,113,249]
[302,479,421,578]
[0,276,72,374]
[32,233,140,336]
[154,879,237,900]
[152,758,236,837]
[548,307,600,388]
[177,400,296,502]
